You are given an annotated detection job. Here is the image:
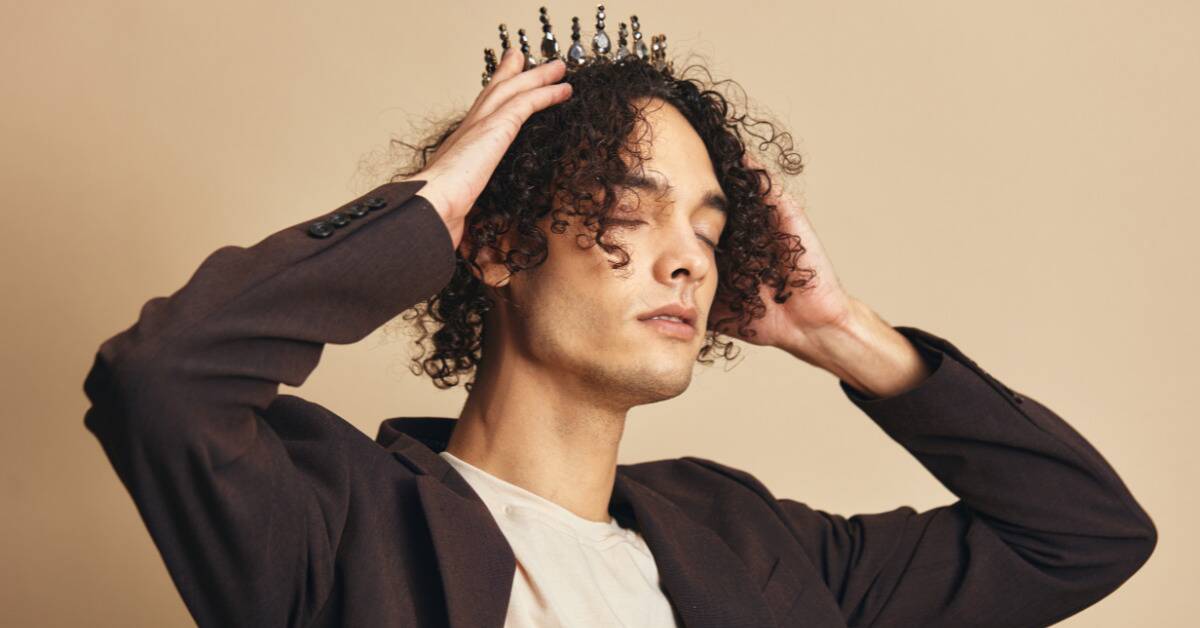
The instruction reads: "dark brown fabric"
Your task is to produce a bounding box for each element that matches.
[83,179,1156,627]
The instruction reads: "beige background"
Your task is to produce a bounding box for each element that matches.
[2,1,1195,626]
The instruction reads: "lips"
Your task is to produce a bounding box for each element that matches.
[640,317,696,340]
[637,303,697,328]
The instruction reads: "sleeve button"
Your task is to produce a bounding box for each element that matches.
[307,221,335,238]
[346,203,369,218]
[328,212,351,227]
[365,196,387,210]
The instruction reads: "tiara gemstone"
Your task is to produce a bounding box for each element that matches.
[593,30,610,54]
[568,41,587,64]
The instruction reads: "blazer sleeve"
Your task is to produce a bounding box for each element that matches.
[81,179,456,627]
[692,326,1156,628]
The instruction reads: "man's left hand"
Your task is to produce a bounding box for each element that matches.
[708,155,857,370]
[707,155,933,398]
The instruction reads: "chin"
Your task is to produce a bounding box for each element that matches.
[639,359,695,390]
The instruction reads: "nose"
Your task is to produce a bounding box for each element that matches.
[653,222,714,288]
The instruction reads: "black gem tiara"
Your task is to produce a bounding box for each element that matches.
[482,4,673,86]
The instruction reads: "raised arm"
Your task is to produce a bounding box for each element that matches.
[697,141,1157,626]
[689,324,1156,627]
[83,182,458,625]
[83,49,575,626]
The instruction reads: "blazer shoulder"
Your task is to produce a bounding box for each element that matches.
[621,455,782,514]
[622,456,810,569]
[262,394,398,468]
[263,393,364,440]
[680,455,771,492]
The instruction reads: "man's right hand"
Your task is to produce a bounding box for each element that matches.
[400,49,573,251]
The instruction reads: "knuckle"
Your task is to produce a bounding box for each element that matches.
[498,114,524,135]
[483,115,520,140]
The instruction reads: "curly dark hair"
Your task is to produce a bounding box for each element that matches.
[385,56,815,391]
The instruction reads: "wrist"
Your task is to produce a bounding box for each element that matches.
[398,176,448,219]
[808,300,931,399]
[803,299,879,375]
[397,174,463,250]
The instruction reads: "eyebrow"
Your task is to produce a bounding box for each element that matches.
[618,172,728,214]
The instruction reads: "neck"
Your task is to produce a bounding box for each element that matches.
[445,332,629,524]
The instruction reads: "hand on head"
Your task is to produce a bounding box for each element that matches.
[406,50,573,250]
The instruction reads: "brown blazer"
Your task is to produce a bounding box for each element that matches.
[83,179,1156,627]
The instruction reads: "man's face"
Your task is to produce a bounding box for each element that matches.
[496,98,728,407]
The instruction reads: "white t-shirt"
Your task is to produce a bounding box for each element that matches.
[439,451,681,628]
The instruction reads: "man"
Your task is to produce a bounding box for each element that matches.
[84,30,1155,628]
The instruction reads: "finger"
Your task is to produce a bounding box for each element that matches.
[472,58,567,124]
[463,48,529,123]
[432,52,554,168]
[433,55,567,171]
[453,82,572,178]
[492,46,527,84]
[489,80,573,132]
[474,57,567,122]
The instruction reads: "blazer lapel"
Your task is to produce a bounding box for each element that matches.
[386,422,517,628]
[414,472,516,628]
[610,472,781,628]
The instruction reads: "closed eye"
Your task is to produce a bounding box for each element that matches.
[609,218,719,250]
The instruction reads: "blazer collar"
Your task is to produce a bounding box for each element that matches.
[376,417,781,628]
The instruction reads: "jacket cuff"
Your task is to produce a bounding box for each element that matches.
[836,326,1026,435]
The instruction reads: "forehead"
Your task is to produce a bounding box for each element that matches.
[627,98,720,189]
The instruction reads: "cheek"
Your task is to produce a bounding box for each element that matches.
[530,225,657,339]
[517,282,636,371]
[518,244,623,336]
